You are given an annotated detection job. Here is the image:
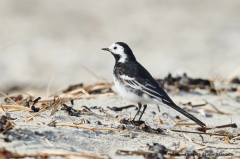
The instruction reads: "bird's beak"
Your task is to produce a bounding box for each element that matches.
[102,48,110,52]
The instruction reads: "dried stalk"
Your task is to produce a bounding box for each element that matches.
[212,81,223,105]
[118,150,153,155]
[0,102,6,115]
[1,105,31,111]
[17,93,114,105]
[1,149,104,159]
[1,126,14,134]
[55,123,236,144]
[196,146,208,150]
[174,123,197,126]
[25,111,45,125]
[26,106,50,122]
[222,91,240,103]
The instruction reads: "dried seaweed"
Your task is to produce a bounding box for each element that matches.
[155,73,211,91]
[63,83,84,93]
[231,77,240,84]
[61,104,81,117]
[107,105,137,111]
[0,116,14,134]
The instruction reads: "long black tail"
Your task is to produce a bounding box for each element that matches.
[166,103,206,127]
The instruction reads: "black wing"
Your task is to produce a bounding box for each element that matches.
[116,62,206,127]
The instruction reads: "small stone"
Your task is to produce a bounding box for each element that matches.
[153,143,167,154]
[120,118,130,125]
[96,121,102,125]
[34,131,44,136]
[4,138,11,142]
[139,123,152,133]
[85,120,90,124]
[0,117,7,125]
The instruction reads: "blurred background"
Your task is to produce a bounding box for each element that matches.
[0,0,240,96]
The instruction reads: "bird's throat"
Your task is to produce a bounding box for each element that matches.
[112,53,121,63]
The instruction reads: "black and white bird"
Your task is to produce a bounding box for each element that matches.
[102,42,206,128]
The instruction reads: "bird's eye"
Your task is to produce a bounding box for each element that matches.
[114,47,117,49]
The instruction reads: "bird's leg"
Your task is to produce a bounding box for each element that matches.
[139,104,147,121]
[132,103,142,121]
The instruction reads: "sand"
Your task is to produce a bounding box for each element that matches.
[0,84,240,158]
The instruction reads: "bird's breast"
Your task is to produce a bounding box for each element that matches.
[113,75,159,105]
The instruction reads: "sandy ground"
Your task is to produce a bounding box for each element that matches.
[0,84,240,158]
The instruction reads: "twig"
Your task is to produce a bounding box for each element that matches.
[162,112,186,144]
[25,112,45,125]
[231,136,240,140]
[212,81,223,105]
[17,93,115,105]
[0,90,19,106]
[192,141,239,150]
[222,91,240,103]
[223,136,232,144]
[156,105,160,112]
[175,123,197,126]
[26,106,50,122]
[0,102,6,115]
[1,105,31,111]
[50,98,61,116]
[207,123,237,130]
[196,146,208,150]
[225,65,240,84]
[47,67,54,97]
[0,149,104,159]
[45,138,54,147]
[55,123,235,145]
[1,126,14,134]
[176,119,189,123]
[203,100,224,114]
[134,138,145,146]
[118,150,153,155]
[232,144,240,152]
[161,129,233,137]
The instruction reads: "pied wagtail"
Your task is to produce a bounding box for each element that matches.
[102,42,206,128]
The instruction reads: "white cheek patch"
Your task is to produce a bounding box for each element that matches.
[118,52,127,63]
[109,44,127,63]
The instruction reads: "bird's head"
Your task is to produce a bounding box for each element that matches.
[102,42,136,63]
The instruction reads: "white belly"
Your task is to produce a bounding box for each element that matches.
[113,76,161,105]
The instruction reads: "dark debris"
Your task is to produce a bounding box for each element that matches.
[107,105,137,111]
[119,118,163,133]
[89,88,113,94]
[0,115,13,133]
[231,77,240,84]
[144,143,168,159]
[90,106,101,109]
[155,73,212,92]
[81,106,92,112]
[117,125,126,130]
[139,123,152,133]
[61,104,81,117]
[63,83,83,93]
[95,121,102,125]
